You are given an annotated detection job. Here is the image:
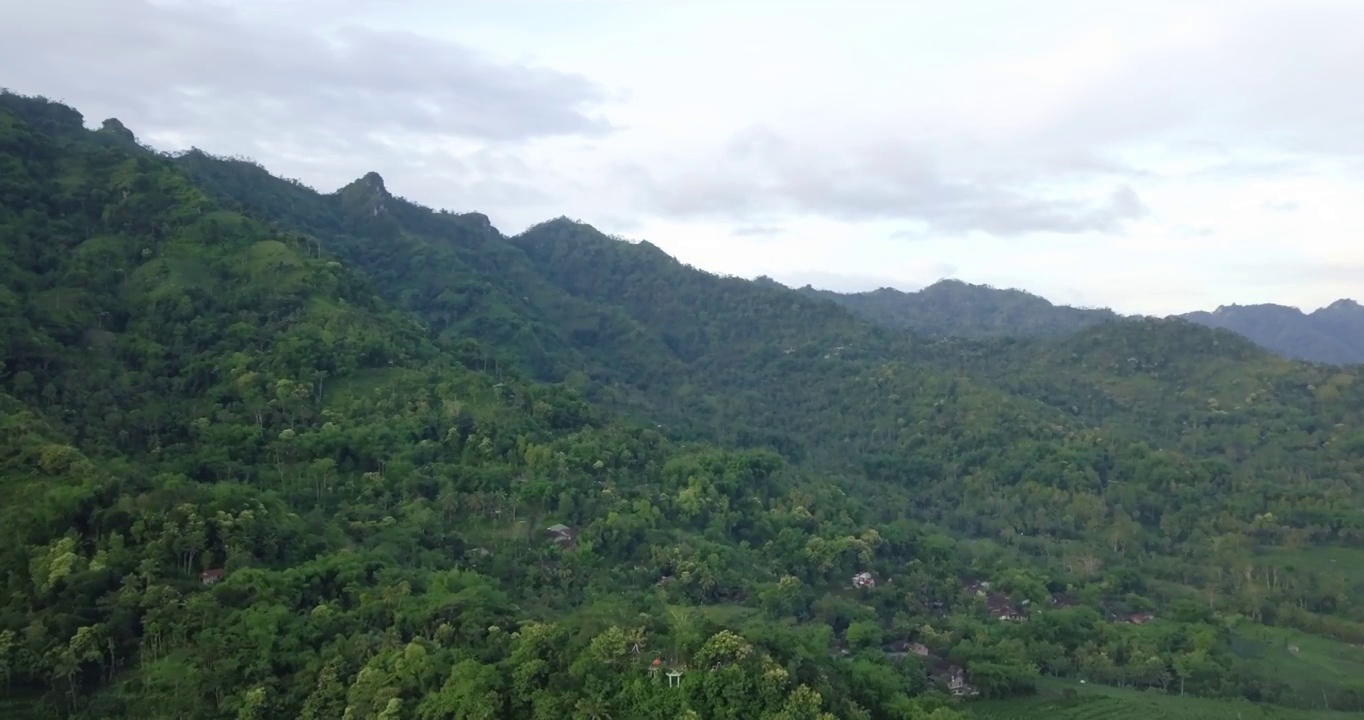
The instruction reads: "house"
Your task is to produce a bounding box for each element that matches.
[1050,592,1076,608]
[1127,612,1155,625]
[987,593,1027,622]
[543,523,578,548]
[947,668,979,697]
[887,640,932,659]
[929,660,978,697]
[961,578,991,597]
[852,572,875,589]
[200,569,225,586]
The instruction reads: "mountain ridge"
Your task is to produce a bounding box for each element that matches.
[799,279,1363,365]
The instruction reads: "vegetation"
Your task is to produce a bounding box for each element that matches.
[3,91,1364,718]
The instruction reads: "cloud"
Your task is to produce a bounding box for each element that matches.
[631,128,1151,236]
[776,264,959,294]
[608,2,1362,245]
[731,225,785,237]
[1012,4,1364,160]
[0,1,611,142]
[0,0,614,222]
[1173,225,1216,238]
[1233,260,1364,287]
[1260,199,1299,213]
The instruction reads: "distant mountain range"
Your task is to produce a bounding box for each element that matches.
[1182,300,1364,366]
[800,279,1364,365]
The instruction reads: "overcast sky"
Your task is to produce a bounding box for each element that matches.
[3,0,1362,314]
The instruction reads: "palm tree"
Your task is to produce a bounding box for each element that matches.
[573,693,611,720]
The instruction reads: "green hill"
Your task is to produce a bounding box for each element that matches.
[4,91,1364,719]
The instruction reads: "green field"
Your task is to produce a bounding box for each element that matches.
[971,680,1357,720]
[1229,623,1364,709]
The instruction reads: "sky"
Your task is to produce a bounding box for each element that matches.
[2,0,1362,315]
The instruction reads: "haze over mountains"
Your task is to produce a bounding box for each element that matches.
[801,280,1364,366]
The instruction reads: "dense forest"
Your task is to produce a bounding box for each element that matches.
[802,280,1364,366]
[3,92,1364,719]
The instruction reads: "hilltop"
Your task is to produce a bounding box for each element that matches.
[3,92,1364,719]
[798,280,1120,339]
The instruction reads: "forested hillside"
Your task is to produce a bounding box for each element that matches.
[4,92,1364,719]
[1182,302,1364,366]
[803,280,1363,366]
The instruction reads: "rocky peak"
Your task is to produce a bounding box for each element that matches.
[99,118,136,142]
[338,171,392,210]
[1321,298,1361,313]
[359,171,386,193]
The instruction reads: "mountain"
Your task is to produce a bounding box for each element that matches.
[1181,300,1364,365]
[799,280,1121,339]
[4,92,1364,719]
[4,91,953,720]
[174,150,686,392]
[803,280,1364,366]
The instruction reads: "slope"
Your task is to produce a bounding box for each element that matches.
[0,92,983,720]
[172,162,1082,470]
[174,149,686,401]
[509,218,1089,469]
[177,125,1364,683]
[9,91,1364,717]
[509,219,1364,615]
[1183,301,1364,366]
